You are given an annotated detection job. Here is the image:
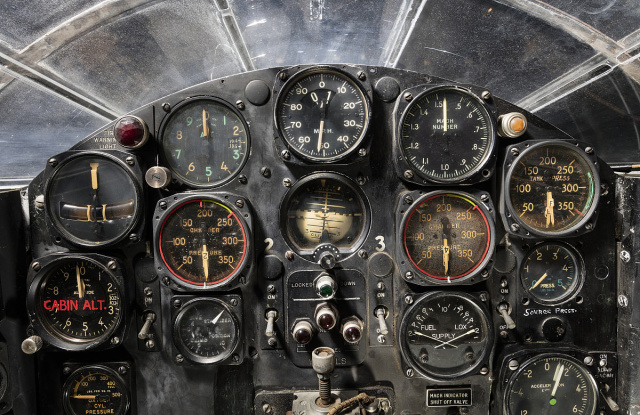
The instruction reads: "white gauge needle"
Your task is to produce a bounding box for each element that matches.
[551,363,565,397]
[211,310,225,325]
[202,244,209,282]
[443,96,448,132]
[529,273,548,291]
[76,264,85,299]
[434,329,477,349]
[412,331,458,348]
[90,163,99,190]
[317,119,325,153]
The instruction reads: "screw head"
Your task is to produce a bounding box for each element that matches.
[377,282,385,290]
[620,250,631,263]
[356,175,366,185]
[618,295,629,307]
[281,150,291,160]
[357,71,366,81]
[262,403,272,414]
[358,249,368,259]
[111,337,120,345]
[118,366,127,375]
[584,356,594,366]
[279,72,288,81]
[481,269,489,278]
[162,102,171,112]
[125,156,135,165]
[146,339,155,349]
[404,92,413,101]
[406,368,414,377]
[108,260,117,270]
[159,201,167,210]
[481,194,489,202]
[31,262,41,271]
[585,222,593,230]
[129,233,138,242]
[236,100,245,110]
[508,359,519,371]
[500,330,508,338]
[235,199,244,208]
[267,284,276,293]
[162,276,170,286]
[404,195,414,205]
[238,175,248,184]
[260,167,271,178]
[404,170,414,179]
[63,366,72,375]
[510,147,520,156]
[480,366,489,375]
[285,251,294,260]
[404,294,414,304]
[48,158,58,167]
[175,354,184,363]
[585,146,594,154]
[377,335,386,344]
[481,91,491,100]
[479,292,489,302]
[283,178,292,187]
[358,148,367,157]
[267,337,277,347]
[230,298,239,307]
[405,271,414,280]
[173,299,182,308]
[510,223,520,232]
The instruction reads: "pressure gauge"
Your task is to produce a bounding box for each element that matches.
[63,365,129,415]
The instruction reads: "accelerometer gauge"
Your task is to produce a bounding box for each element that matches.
[281,173,369,255]
[46,153,141,246]
[26,255,124,350]
[399,87,495,182]
[157,196,250,289]
[505,354,598,415]
[160,97,249,186]
[173,298,241,364]
[521,242,584,305]
[63,365,129,415]
[400,292,492,379]
[275,68,370,162]
[401,191,494,283]
[505,141,599,236]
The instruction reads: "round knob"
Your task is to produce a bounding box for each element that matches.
[292,320,314,345]
[342,317,364,343]
[21,335,43,354]
[311,347,336,376]
[314,274,337,300]
[315,303,338,330]
[312,243,340,270]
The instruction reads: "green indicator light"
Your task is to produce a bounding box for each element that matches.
[319,284,333,298]
[550,398,557,406]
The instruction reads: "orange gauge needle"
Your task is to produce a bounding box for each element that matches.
[202,109,209,138]
[76,264,85,299]
[545,191,555,228]
[442,237,450,275]
[202,244,209,282]
[90,163,99,190]
[529,273,548,291]
[72,395,97,400]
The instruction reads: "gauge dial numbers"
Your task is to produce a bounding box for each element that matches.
[160,98,250,187]
[505,355,598,415]
[521,243,584,305]
[281,174,370,254]
[27,256,124,350]
[275,68,370,162]
[505,141,599,236]
[399,87,495,182]
[400,292,493,379]
[157,196,250,289]
[63,365,129,415]
[173,297,241,364]
[401,192,494,284]
[45,152,141,246]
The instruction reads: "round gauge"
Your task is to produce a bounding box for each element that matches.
[399,88,494,182]
[161,98,249,186]
[506,142,599,236]
[275,68,370,162]
[505,354,598,415]
[281,174,369,254]
[400,292,492,379]
[28,256,123,348]
[521,242,584,305]
[63,365,129,415]
[402,192,494,283]
[46,153,141,246]
[174,298,240,364]
[158,197,250,288]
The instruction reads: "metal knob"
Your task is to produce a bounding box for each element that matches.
[137,311,156,340]
[375,306,389,335]
[21,335,43,354]
[265,309,278,337]
[312,347,336,407]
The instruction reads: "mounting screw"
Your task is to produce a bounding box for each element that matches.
[236,199,244,208]
[118,366,127,375]
[481,91,491,100]
[232,353,240,362]
[358,249,368,259]
[262,403,273,414]
[111,337,120,345]
[279,72,288,81]
[357,71,366,81]
[230,298,239,307]
[481,269,489,278]
[406,368,414,377]
[510,148,520,156]
[500,330,508,338]
[404,92,413,101]
[377,282,385,291]
[285,251,294,260]
[618,295,629,307]
[620,250,631,263]
[584,356,594,366]
[267,284,276,293]
[281,150,291,160]
[161,276,170,286]
[481,194,489,202]
[479,293,488,302]
[144,287,153,296]
[377,335,386,344]
[62,366,72,375]
[162,102,171,112]
[585,146,594,154]
[404,170,414,179]
[260,167,271,178]
[283,178,292,187]
[146,339,155,349]
[125,156,135,165]
[480,366,489,375]
[404,294,414,304]
[356,175,366,185]
[358,148,367,157]
[508,360,519,371]
[129,233,138,242]
[585,223,593,230]
[173,299,182,308]
[404,195,414,205]
[236,100,245,110]
[159,201,167,210]
[175,354,184,363]
[510,223,520,232]
[238,174,248,184]
[405,271,414,280]
[108,260,117,270]
[267,337,277,347]
[31,262,41,271]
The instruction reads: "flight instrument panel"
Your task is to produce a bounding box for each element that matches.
[0,64,632,415]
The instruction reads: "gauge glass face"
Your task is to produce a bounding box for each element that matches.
[403,193,492,282]
[521,243,582,304]
[63,366,128,415]
[47,155,139,245]
[508,143,598,234]
[36,258,122,343]
[276,70,369,161]
[159,199,248,287]
[400,88,493,181]
[283,175,368,252]
[507,355,597,415]
[401,293,490,378]
[174,299,239,363]
[162,99,249,186]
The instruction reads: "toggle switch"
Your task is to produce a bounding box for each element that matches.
[265,309,278,337]
[374,306,389,335]
[498,302,516,329]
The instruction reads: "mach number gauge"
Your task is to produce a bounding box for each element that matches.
[505,355,598,415]
[63,365,129,415]
[400,191,494,284]
[400,292,493,379]
[160,97,249,187]
[399,87,495,183]
[26,255,125,350]
[156,195,251,290]
[275,67,370,162]
[505,141,599,236]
